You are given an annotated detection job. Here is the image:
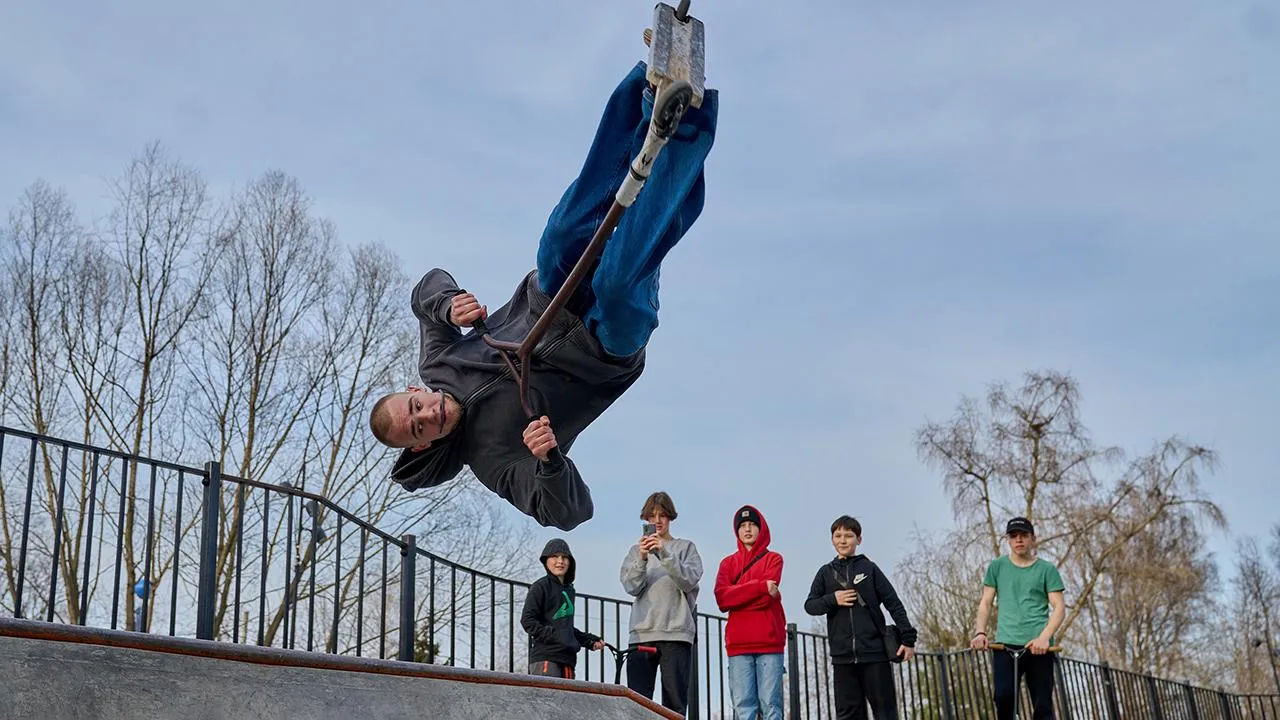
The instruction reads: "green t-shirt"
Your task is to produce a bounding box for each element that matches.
[983,555,1065,646]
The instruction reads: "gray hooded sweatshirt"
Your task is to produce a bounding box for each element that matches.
[388,268,645,531]
[621,537,703,645]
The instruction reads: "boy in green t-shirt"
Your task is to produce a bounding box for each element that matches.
[970,517,1065,720]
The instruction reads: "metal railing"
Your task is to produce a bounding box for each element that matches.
[2,425,1278,719]
[786,629,1280,719]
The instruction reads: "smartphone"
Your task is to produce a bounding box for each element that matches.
[642,522,656,536]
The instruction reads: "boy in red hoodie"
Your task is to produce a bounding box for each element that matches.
[714,505,787,720]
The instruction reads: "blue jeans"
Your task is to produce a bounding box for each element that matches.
[535,61,719,357]
[728,652,785,720]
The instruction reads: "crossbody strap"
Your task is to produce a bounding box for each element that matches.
[734,552,768,584]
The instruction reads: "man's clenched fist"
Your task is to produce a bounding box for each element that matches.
[523,416,558,461]
[449,292,487,327]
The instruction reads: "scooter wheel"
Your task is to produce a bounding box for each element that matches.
[651,80,694,140]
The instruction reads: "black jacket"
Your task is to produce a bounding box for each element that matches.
[388,269,645,531]
[521,539,601,667]
[804,554,918,664]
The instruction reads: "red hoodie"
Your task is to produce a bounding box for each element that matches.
[713,505,787,656]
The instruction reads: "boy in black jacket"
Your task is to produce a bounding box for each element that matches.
[805,516,918,720]
[521,538,604,678]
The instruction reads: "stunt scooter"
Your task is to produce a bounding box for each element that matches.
[988,642,1063,720]
[604,641,659,685]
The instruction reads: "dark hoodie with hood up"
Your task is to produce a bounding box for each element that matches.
[713,505,787,656]
[386,269,645,532]
[521,538,601,667]
[804,554,918,664]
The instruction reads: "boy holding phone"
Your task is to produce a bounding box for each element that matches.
[619,491,703,715]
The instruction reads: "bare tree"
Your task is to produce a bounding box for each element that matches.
[1054,436,1224,655]
[41,232,138,624]
[98,141,225,630]
[915,371,1123,559]
[1231,533,1280,694]
[1086,510,1218,680]
[0,148,537,652]
[899,524,994,651]
[175,169,337,639]
[3,180,79,436]
[185,169,334,472]
[0,237,11,599]
[56,236,130,446]
[905,370,1226,674]
[100,141,224,452]
[0,227,12,421]
[0,180,81,618]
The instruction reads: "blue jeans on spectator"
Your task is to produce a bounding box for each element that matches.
[728,652,785,720]
[535,61,718,358]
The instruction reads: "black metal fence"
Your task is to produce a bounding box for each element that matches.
[2,426,1278,719]
[787,629,1280,719]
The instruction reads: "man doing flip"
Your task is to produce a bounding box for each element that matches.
[368,60,718,531]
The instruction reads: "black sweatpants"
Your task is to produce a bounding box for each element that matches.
[626,640,693,715]
[992,647,1055,719]
[832,661,898,720]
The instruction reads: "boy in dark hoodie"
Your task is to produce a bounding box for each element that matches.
[804,516,918,720]
[521,538,604,678]
[714,505,787,720]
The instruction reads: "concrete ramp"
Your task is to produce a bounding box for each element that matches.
[0,618,679,720]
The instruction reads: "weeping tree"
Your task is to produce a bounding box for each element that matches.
[900,370,1226,677]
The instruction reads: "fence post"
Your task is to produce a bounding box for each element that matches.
[687,619,699,720]
[1100,662,1122,720]
[787,623,802,720]
[398,534,416,661]
[937,651,955,720]
[1147,675,1165,720]
[1055,658,1074,720]
[1184,681,1201,720]
[195,461,221,641]
[1216,687,1233,720]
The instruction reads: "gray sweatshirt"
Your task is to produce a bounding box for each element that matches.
[620,537,703,645]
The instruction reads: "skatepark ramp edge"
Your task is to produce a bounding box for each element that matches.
[0,617,682,720]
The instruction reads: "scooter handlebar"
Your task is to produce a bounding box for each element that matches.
[605,643,659,655]
[989,642,1063,653]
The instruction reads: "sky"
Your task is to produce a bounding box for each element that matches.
[2,1,1278,634]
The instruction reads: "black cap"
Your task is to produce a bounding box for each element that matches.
[1006,517,1035,535]
[735,505,762,530]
